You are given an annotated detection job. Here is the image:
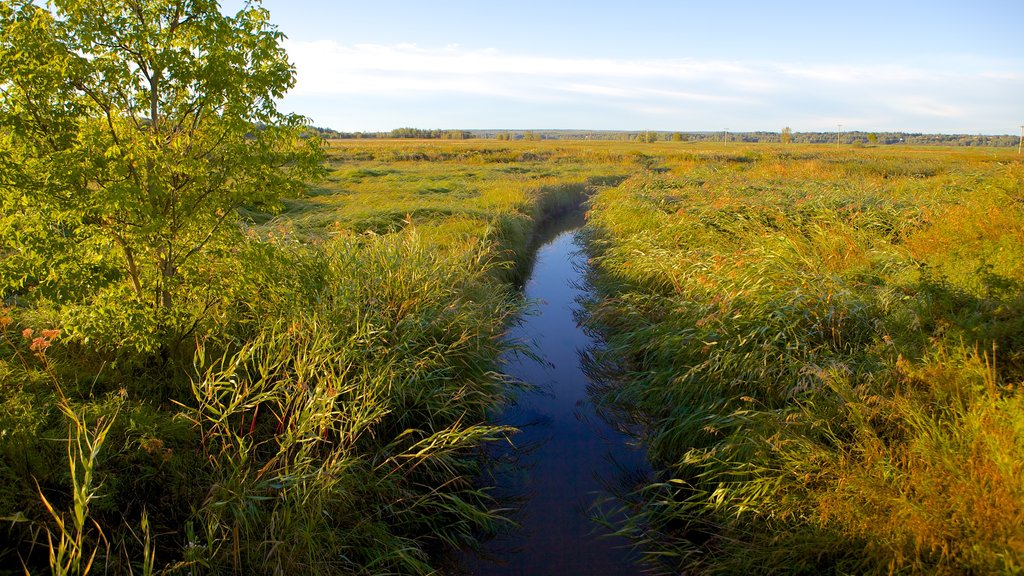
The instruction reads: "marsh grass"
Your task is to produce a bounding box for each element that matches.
[0,140,633,574]
[581,145,1024,574]
[36,404,115,576]
[3,226,526,575]
[4,139,1020,574]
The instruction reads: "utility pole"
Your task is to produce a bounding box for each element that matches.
[837,124,842,147]
[1019,125,1023,155]
[724,128,729,145]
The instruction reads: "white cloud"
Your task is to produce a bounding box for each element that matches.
[775,63,935,85]
[285,41,769,100]
[282,41,1023,133]
[883,96,965,119]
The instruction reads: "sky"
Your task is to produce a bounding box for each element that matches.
[233,0,1023,134]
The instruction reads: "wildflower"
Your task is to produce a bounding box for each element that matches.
[30,337,50,352]
[22,328,33,339]
[41,329,61,340]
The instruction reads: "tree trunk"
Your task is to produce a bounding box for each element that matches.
[111,230,143,298]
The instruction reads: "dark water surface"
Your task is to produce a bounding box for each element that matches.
[464,211,649,575]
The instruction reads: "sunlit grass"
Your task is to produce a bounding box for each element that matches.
[0,139,632,573]
[3,138,1021,574]
[581,143,1024,574]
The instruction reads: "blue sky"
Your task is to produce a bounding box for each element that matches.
[238,0,1022,134]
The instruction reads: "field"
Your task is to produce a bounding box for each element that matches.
[2,139,1023,574]
[268,140,629,276]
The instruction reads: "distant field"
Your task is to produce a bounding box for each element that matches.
[284,138,1021,240]
[270,139,629,245]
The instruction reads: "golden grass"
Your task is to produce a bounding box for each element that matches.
[580,141,1024,574]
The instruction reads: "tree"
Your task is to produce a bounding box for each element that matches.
[781,126,792,144]
[0,0,323,313]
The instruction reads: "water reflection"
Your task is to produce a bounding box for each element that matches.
[462,211,649,575]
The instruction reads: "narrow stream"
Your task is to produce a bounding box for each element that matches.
[464,211,649,575]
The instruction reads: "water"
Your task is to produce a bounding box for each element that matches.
[464,211,649,575]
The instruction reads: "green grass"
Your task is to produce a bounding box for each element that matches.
[580,144,1024,574]
[0,139,628,574]
[4,138,1022,574]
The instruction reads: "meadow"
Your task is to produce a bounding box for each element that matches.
[2,138,1022,575]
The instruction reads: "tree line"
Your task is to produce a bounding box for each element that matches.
[322,128,1021,147]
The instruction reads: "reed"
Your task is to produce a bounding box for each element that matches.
[0,141,630,574]
[581,145,1024,574]
[4,139,1020,574]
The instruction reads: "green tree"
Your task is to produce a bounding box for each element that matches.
[0,0,323,314]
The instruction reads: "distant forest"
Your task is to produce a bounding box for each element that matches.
[307,126,1022,147]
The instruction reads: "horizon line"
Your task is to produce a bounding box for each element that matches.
[310,126,1022,137]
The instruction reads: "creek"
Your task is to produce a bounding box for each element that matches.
[463,209,649,575]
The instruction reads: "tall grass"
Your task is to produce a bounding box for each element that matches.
[184,229,518,572]
[5,139,1019,573]
[581,146,1024,574]
[0,140,634,574]
[37,404,116,576]
[3,227,526,574]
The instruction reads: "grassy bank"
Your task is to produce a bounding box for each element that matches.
[581,144,1024,573]
[0,140,625,574]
